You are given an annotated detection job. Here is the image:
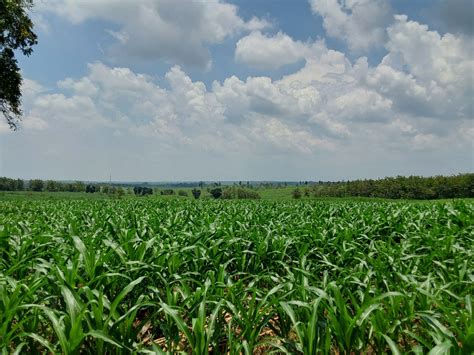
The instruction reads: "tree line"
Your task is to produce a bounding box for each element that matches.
[1,174,473,200]
[0,178,120,194]
[306,174,474,199]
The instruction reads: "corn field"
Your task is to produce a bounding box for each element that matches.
[0,199,473,354]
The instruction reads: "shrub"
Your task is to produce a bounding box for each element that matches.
[178,190,188,197]
[86,185,99,193]
[115,187,125,198]
[210,188,223,199]
[160,189,175,196]
[292,188,302,199]
[134,186,153,196]
[191,188,201,199]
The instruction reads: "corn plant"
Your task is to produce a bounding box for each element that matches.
[0,198,472,353]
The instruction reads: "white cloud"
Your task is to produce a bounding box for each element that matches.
[280,45,352,86]
[15,62,335,155]
[28,94,107,128]
[309,0,392,51]
[7,10,473,179]
[18,14,472,157]
[21,79,46,102]
[235,31,309,69]
[249,117,333,154]
[362,15,474,120]
[387,15,473,85]
[327,88,392,122]
[58,77,99,97]
[38,0,270,69]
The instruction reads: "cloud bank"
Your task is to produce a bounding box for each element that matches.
[1,0,472,180]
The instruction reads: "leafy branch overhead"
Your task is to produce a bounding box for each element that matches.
[0,0,37,129]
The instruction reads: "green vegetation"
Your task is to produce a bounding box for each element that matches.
[311,174,474,199]
[0,198,472,353]
[2,173,472,201]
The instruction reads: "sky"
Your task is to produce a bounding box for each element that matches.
[0,0,473,182]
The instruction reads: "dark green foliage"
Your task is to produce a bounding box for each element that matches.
[292,188,302,199]
[312,173,474,199]
[29,178,44,191]
[178,190,188,197]
[209,187,222,199]
[45,180,62,192]
[0,177,23,191]
[65,181,85,192]
[160,189,175,196]
[115,187,125,198]
[191,188,201,199]
[0,0,37,129]
[85,185,99,193]
[133,186,153,196]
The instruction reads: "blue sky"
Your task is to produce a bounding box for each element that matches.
[1,0,473,181]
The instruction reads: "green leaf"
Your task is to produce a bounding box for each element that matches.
[428,340,452,355]
[109,276,146,316]
[87,330,123,349]
[382,334,401,355]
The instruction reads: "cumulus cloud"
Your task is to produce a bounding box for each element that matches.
[309,0,392,51]
[9,8,473,179]
[250,117,333,154]
[361,15,474,120]
[386,15,473,90]
[235,31,310,69]
[37,0,270,69]
[16,62,335,155]
[19,9,473,156]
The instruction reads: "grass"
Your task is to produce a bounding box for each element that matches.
[0,198,473,353]
[0,191,111,201]
[3,188,471,202]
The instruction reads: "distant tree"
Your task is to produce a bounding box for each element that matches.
[45,180,60,192]
[85,184,99,193]
[14,178,24,191]
[29,179,44,192]
[115,187,125,198]
[1,0,38,129]
[0,177,24,191]
[191,188,201,199]
[209,187,222,199]
[133,186,152,196]
[72,181,85,192]
[292,188,302,199]
[310,174,474,199]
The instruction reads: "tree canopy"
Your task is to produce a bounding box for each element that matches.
[0,0,37,129]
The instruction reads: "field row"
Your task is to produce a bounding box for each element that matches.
[0,199,473,353]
